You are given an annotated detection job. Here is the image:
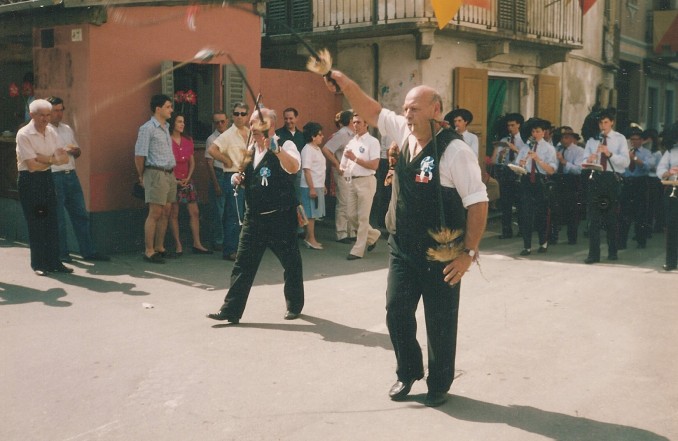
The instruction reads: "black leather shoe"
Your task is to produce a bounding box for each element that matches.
[50,264,73,274]
[336,237,353,244]
[584,256,599,264]
[346,254,361,260]
[389,378,420,401]
[424,391,448,407]
[206,311,239,323]
[367,242,377,252]
[519,249,531,256]
[284,311,300,320]
[663,264,677,271]
[83,252,110,262]
[537,246,547,253]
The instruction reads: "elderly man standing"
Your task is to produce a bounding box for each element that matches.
[47,96,109,263]
[323,72,488,407]
[134,94,177,264]
[207,102,250,261]
[16,99,73,275]
[341,114,381,260]
[204,110,229,251]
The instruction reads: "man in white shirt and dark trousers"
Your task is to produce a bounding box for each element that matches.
[341,114,381,260]
[583,109,630,264]
[550,127,585,245]
[47,96,109,263]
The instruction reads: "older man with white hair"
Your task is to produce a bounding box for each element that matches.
[16,99,72,275]
[207,108,305,323]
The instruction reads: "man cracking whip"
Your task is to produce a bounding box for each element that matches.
[321,70,488,407]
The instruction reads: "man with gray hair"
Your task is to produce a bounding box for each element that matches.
[16,99,72,275]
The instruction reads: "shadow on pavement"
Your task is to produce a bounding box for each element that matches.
[0,282,72,307]
[212,314,393,351]
[50,273,149,296]
[431,395,670,441]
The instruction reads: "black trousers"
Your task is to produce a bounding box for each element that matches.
[550,175,581,244]
[618,177,649,248]
[219,207,304,318]
[586,172,621,259]
[385,235,461,393]
[519,175,550,249]
[18,170,62,271]
[665,191,678,267]
[498,176,520,236]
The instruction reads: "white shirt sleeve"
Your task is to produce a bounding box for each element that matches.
[439,139,488,208]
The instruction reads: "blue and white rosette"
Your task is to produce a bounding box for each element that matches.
[419,155,435,181]
[260,167,271,186]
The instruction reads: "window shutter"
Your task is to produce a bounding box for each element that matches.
[291,0,312,32]
[535,75,561,126]
[223,64,247,116]
[498,0,527,32]
[161,60,174,97]
[454,67,489,157]
[266,0,287,34]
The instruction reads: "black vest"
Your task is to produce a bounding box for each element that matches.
[394,129,467,258]
[244,150,297,215]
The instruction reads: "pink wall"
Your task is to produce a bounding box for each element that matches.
[261,69,343,142]
[34,5,261,212]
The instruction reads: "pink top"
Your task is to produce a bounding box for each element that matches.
[172,136,194,179]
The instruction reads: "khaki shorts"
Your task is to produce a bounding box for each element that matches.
[144,168,177,205]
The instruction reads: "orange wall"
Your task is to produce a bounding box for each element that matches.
[34,5,261,212]
[261,69,343,142]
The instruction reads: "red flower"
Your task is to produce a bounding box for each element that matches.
[184,89,197,105]
[174,90,186,103]
[9,82,19,98]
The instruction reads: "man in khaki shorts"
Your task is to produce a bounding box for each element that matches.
[134,94,177,263]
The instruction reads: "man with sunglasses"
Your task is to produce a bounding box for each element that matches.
[205,110,229,251]
[207,103,250,261]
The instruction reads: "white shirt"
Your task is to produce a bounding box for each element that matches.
[49,122,77,172]
[212,124,249,172]
[556,143,585,175]
[656,147,678,179]
[516,139,558,175]
[16,120,59,172]
[583,130,631,174]
[301,143,326,188]
[377,108,488,208]
[324,126,354,163]
[459,130,479,158]
[252,138,300,172]
[205,129,225,170]
[341,132,380,177]
[495,132,529,165]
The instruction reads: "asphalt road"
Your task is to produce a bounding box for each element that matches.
[1,215,676,441]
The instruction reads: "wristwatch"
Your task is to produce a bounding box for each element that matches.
[463,248,477,259]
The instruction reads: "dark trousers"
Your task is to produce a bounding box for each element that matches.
[498,177,520,236]
[519,176,549,249]
[371,158,390,228]
[665,192,678,267]
[550,175,581,244]
[649,178,665,232]
[619,177,650,248]
[18,170,62,271]
[219,207,304,318]
[223,172,245,256]
[385,235,461,393]
[586,173,621,259]
[52,170,96,259]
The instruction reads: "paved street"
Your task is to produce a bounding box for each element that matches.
[1,216,676,441]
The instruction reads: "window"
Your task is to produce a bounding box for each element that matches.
[498,0,527,33]
[265,0,312,35]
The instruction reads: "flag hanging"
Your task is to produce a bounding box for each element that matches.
[432,0,464,30]
[580,0,596,15]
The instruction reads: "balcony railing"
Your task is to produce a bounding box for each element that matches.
[266,0,582,46]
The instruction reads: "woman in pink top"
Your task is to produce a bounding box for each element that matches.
[169,113,211,255]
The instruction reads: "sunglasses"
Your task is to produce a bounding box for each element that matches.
[233,112,248,117]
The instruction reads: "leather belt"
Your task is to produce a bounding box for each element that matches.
[146,165,174,173]
[52,170,74,174]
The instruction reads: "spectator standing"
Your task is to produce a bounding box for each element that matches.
[656,123,678,271]
[322,110,356,243]
[168,113,212,256]
[341,114,381,260]
[47,96,109,263]
[207,103,250,261]
[16,99,72,275]
[134,94,177,264]
[205,110,229,250]
[300,122,326,250]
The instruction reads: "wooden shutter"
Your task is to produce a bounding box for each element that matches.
[291,0,312,31]
[161,60,175,97]
[223,64,247,115]
[535,75,561,126]
[453,67,488,157]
